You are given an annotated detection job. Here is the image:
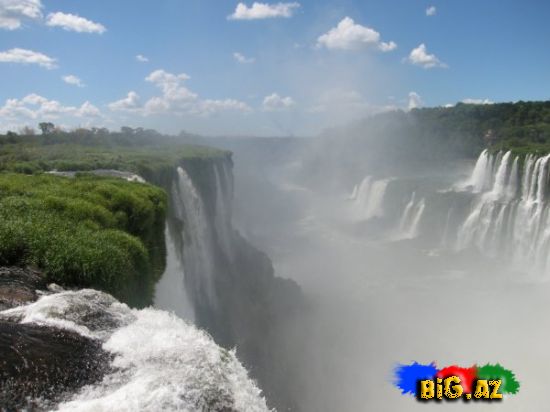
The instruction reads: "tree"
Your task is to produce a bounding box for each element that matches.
[38,122,55,135]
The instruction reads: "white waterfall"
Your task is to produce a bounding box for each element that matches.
[169,161,237,308]
[213,162,235,261]
[172,166,217,305]
[455,150,550,275]
[397,192,425,239]
[351,175,391,220]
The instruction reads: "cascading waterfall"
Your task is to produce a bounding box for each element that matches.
[455,150,550,275]
[213,162,235,261]
[171,166,218,306]
[168,160,238,312]
[350,176,391,220]
[397,192,425,239]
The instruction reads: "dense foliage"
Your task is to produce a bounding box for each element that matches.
[0,128,227,177]
[0,128,231,306]
[411,101,550,156]
[0,173,166,307]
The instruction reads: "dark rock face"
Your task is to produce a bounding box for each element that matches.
[0,321,111,411]
[0,268,112,410]
[0,267,46,311]
[168,158,305,411]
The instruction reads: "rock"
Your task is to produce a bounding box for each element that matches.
[0,320,111,410]
[0,267,46,310]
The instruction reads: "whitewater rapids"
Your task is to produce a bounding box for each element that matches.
[1,289,270,412]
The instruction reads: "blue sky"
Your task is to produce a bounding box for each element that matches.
[0,0,548,136]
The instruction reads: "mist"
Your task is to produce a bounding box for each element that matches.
[204,117,550,411]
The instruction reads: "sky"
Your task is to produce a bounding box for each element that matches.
[0,0,549,136]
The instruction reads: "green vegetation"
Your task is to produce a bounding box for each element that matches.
[0,127,231,306]
[0,173,167,307]
[411,100,550,156]
[341,100,550,160]
[0,128,227,177]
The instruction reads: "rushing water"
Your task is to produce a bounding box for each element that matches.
[226,143,550,411]
[350,176,392,220]
[453,150,550,276]
[1,289,269,411]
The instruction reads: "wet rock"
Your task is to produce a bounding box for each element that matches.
[0,320,111,411]
[0,267,46,311]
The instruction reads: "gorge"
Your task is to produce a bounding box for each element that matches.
[2,100,550,411]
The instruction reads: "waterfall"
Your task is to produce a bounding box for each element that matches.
[454,150,550,275]
[351,175,391,220]
[213,162,235,261]
[397,192,425,239]
[464,149,491,192]
[167,160,237,310]
[172,166,217,306]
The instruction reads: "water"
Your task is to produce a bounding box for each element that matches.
[455,151,550,276]
[350,176,391,220]
[154,226,194,321]
[1,289,269,411]
[396,192,425,239]
[229,144,550,411]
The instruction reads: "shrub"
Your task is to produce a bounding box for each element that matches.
[0,173,166,307]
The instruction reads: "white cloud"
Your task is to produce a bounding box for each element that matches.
[145,69,196,102]
[46,12,106,33]
[316,17,396,52]
[262,93,295,111]
[462,98,494,105]
[0,47,56,69]
[408,91,422,110]
[407,43,447,68]
[62,74,84,87]
[76,101,100,117]
[426,6,436,16]
[108,91,141,112]
[0,93,101,121]
[136,54,149,63]
[228,2,299,20]
[233,52,255,64]
[0,0,42,30]
[379,41,397,52]
[109,69,251,117]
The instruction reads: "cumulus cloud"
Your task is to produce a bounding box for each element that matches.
[136,54,149,63]
[108,91,141,112]
[0,0,42,30]
[426,6,436,16]
[109,69,251,117]
[316,17,396,52]
[408,91,422,110]
[0,47,56,69]
[0,93,101,121]
[407,43,447,68]
[46,12,106,33]
[228,2,299,20]
[233,52,255,64]
[145,69,196,102]
[462,98,494,105]
[62,74,84,87]
[262,93,295,111]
